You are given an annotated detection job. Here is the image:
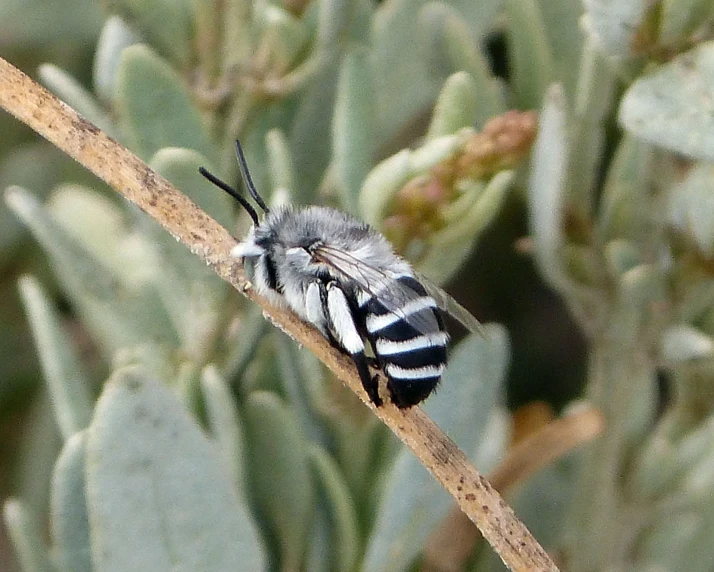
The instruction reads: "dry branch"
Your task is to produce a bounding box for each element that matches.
[0,56,559,572]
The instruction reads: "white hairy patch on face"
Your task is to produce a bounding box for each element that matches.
[231,241,263,258]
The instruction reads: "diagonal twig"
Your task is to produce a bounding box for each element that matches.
[0,55,559,572]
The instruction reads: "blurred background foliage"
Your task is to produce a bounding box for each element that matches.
[2,0,714,570]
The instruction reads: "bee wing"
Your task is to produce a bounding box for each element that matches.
[415,272,488,338]
[313,245,440,335]
[314,245,485,337]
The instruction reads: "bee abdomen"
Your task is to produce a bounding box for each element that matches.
[377,335,447,382]
[375,333,448,369]
[359,278,448,407]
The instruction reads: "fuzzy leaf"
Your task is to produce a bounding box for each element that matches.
[333,46,375,215]
[243,391,314,572]
[669,163,714,256]
[419,3,503,129]
[0,0,102,46]
[362,327,509,572]
[309,445,360,572]
[360,131,471,228]
[86,366,266,572]
[258,4,310,73]
[18,276,93,440]
[222,0,253,72]
[372,0,500,144]
[504,0,554,109]
[302,503,331,572]
[359,149,412,226]
[528,84,569,288]
[105,0,192,66]
[583,0,649,58]
[633,414,714,497]
[597,134,654,242]
[266,129,297,205]
[290,62,340,199]
[426,71,479,138]
[569,40,617,213]
[538,0,584,97]
[315,0,363,50]
[151,147,233,227]
[3,499,54,572]
[274,333,327,445]
[50,433,91,572]
[372,0,440,144]
[222,305,270,381]
[619,43,714,161]
[93,16,141,103]
[116,44,215,162]
[659,0,714,47]
[5,186,178,358]
[200,366,247,496]
[662,325,714,362]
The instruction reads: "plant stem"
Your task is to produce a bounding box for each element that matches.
[565,325,656,571]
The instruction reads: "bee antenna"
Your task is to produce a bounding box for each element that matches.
[198,166,259,225]
[234,140,271,214]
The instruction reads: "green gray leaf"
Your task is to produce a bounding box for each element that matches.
[659,0,714,47]
[86,366,266,572]
[93,16,142,103]
[18,275,94,441]
[309,445,360,572]
[243,391,314,572]
[504,0,554,109]
[669,162,714,256]
[418,170,514,283]
[138,148,231,358]
[116,44,215,162]
[333,46,375,215]
[619,42,714,161]
[528,84,569,288]
[419,3,504,128]
[6,186,178,358]
[583,0,649,59]
[200,365,248,496]
[50,432,91,572]
[105,0,193,66]
[426,72,479,139]
[3,499,54,572]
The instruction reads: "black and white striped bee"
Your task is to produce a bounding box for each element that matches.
[200,142,483,408]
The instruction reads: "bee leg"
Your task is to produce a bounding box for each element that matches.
[352,352,382,407]
[323,281,383,407]
[365,355,380,369]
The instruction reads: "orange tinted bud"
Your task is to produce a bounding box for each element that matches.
[383,214,416,252]
[457,110,538,180]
